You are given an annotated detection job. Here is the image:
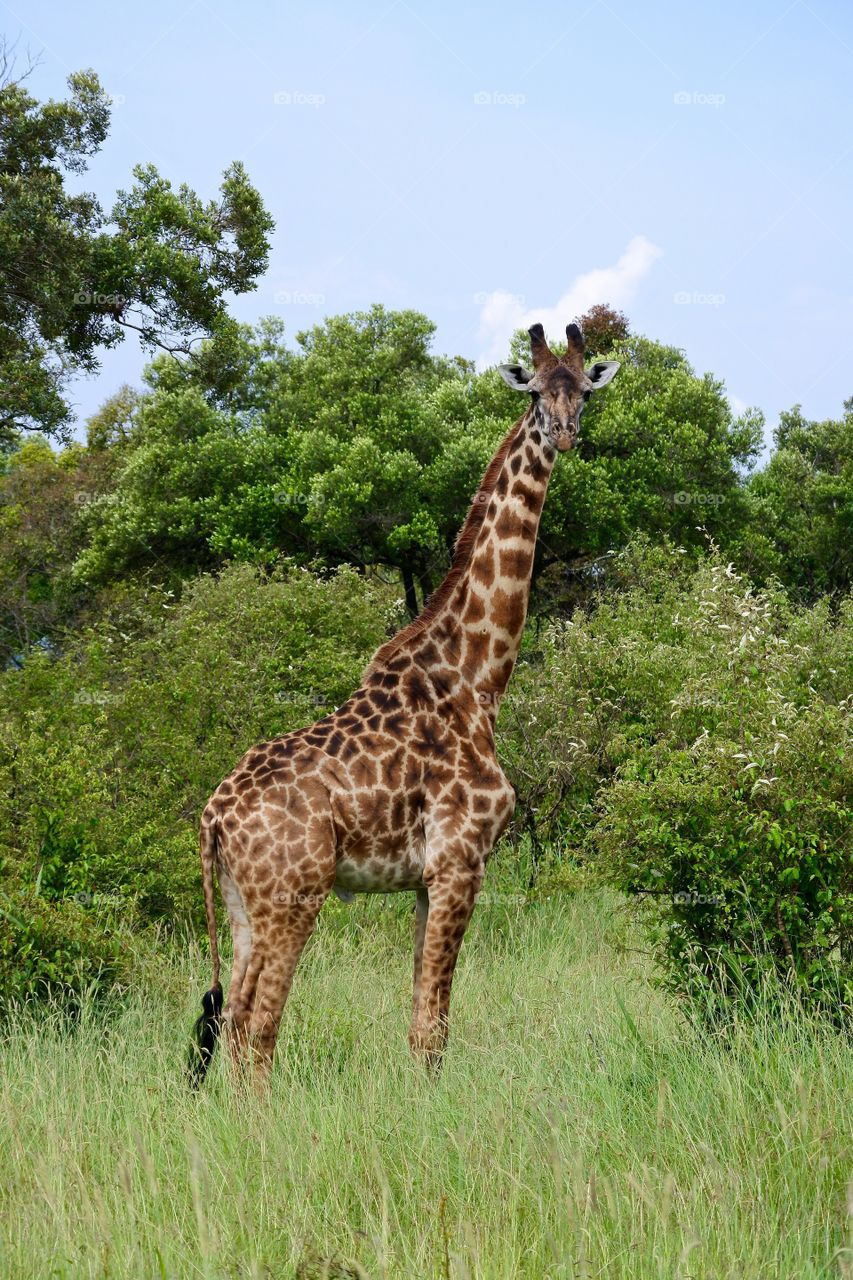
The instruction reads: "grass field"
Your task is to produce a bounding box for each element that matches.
[1,885,851,1279]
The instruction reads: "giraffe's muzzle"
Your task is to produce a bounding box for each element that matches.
[553,426,578,452]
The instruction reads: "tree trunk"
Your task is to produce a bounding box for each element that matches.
[417,564,434,609]
[401,563,419,619]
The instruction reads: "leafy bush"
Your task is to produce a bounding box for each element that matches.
[4,532,851,1023]
[500,541,853,1018]
[0,887,138,1010]
[0,560,396,1008]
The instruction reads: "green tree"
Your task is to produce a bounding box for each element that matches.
[270,305,472,614]
[434,329,763,609]
[746,401,853,600]
[0,57,273,440]
[0,438,86,661]
[73,308,471,613]
[70,309,762,617]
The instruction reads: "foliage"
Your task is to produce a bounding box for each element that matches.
[71,308,471,612]
[576,302,630,356]
[0,561,395,1006]
[0,884,139,1009]
[0,438,88,662]
[0,62,272,439]
[746,400,853,600]
[501,541,853,1018]
[69,311,762,619]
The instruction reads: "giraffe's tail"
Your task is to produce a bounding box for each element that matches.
[188,807,223,1088]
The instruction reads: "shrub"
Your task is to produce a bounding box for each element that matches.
[0,560,396,1006]
[0,888,138,1011]
[499,542,853,1018]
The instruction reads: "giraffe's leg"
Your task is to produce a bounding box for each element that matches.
[411,886,429,1031]
[217,869,253,1067]
[225,946,263,1073]
[216,875,249,1003]
[242,885,329,1084]
[409,861,483,1074]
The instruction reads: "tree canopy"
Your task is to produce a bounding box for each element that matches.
[64,305,764,617]
[746,401,853,600]
[0,58,273,442]
[6,287,849,644]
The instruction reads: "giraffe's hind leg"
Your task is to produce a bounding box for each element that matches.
[237,883,330,1083]
[219,870,252,1000]
[220,791,336,1085]
[217,869,255,1070]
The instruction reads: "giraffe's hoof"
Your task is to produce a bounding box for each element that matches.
[408,1030,446,1077]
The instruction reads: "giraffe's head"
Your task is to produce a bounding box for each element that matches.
[497,322,620,452]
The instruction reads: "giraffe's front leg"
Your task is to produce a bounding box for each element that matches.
[411,886,430,1030]
[408,858,483,1074]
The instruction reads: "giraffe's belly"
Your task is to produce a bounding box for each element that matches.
[333,842,426,894]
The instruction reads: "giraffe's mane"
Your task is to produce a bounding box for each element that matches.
[366,409,529,671]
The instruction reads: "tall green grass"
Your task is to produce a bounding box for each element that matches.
[1,889,851,1279]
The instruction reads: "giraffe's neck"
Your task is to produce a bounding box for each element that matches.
[363,399,550,721]
[440,404,555,705]
[366,404,556,720]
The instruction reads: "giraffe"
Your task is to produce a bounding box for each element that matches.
[189,320,619,1085]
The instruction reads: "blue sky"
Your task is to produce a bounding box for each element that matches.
[7,0,853,445]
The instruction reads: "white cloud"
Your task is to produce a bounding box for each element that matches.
[476,235,664,368]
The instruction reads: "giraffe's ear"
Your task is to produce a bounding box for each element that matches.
[586,360,620,390]
[498,363,536,392]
